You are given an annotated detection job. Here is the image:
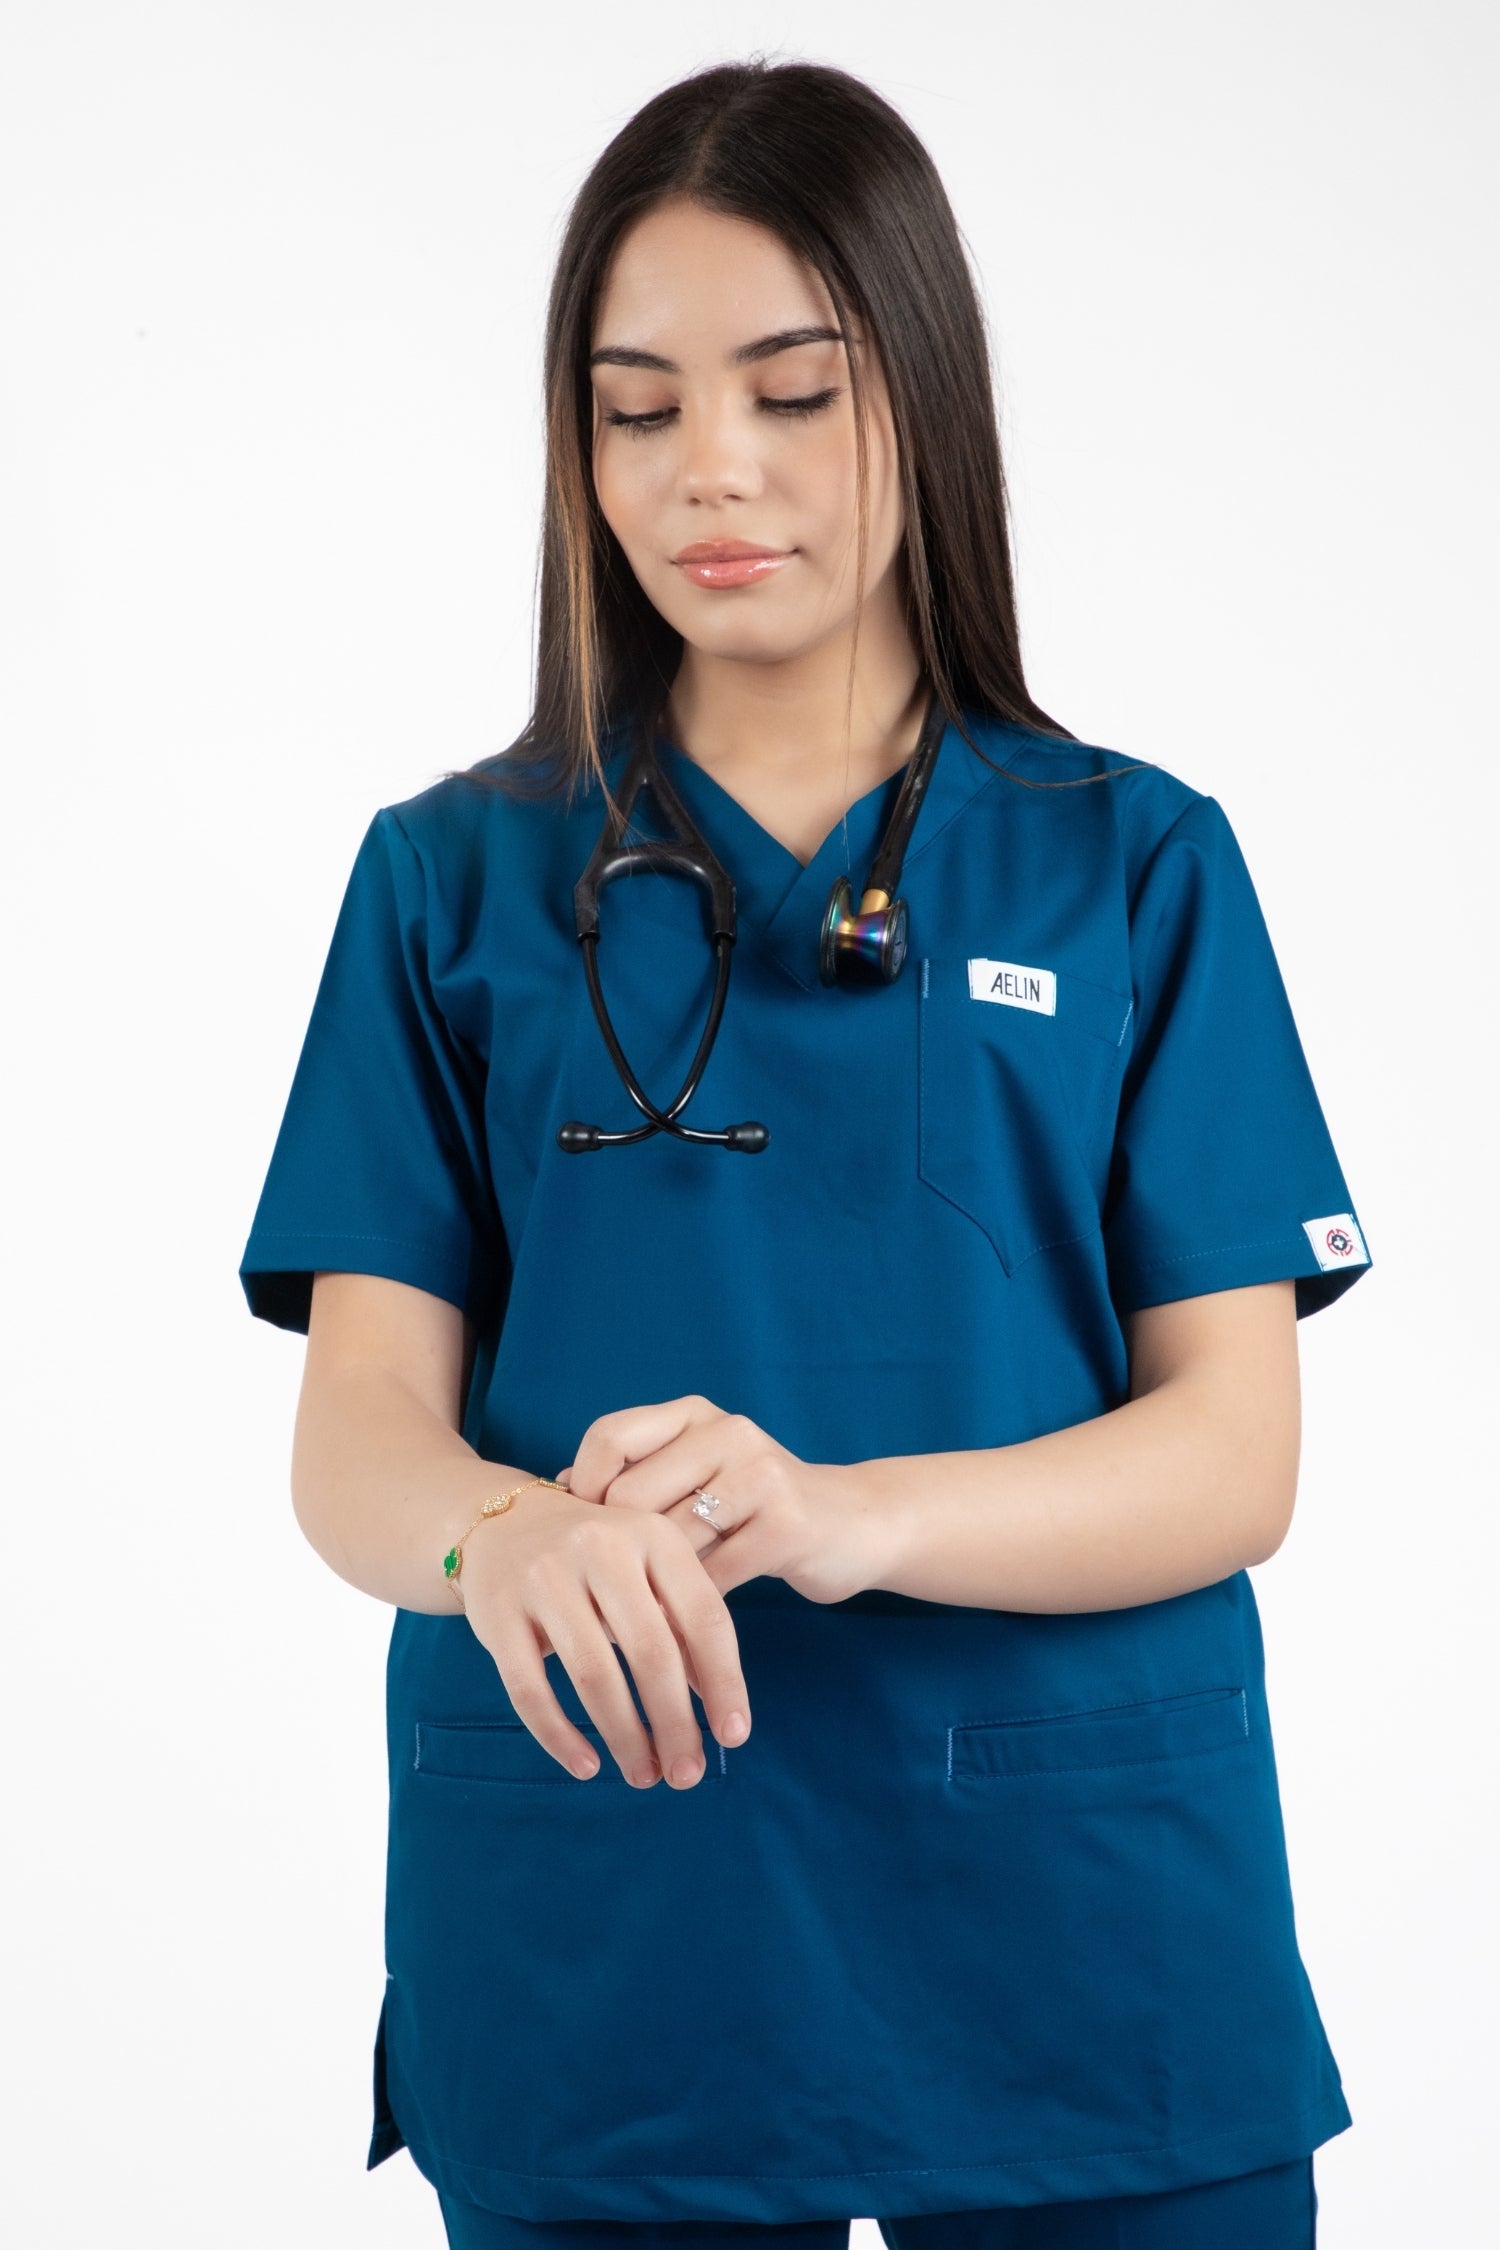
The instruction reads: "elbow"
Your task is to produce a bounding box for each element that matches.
[290,1452,359,1585]
[1205,1373,1300,1573]
[1241,1450,1300,1568]
[289,1443,333,1562]
[289,1386,352,1578]
[289,1456,324,1549]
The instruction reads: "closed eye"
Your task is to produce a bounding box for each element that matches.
[603,387,843,437]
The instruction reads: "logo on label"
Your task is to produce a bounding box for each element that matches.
[967,959,1057,1015]
[1301,1213,1369,1272]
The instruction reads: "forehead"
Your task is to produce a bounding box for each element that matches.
[591,200,839,353]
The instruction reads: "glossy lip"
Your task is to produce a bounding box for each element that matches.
[672,539,790,562]
[671,540,794,590]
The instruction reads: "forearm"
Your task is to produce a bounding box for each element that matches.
[856,1371,1299,1613]
[290,1360,543,1615]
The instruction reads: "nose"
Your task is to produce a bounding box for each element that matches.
[676,397,764,507]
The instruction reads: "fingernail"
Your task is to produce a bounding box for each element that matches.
[671,1755,704,1787]
[721,1710,748,1745]
[633,1758,660,1787]
[573,1752,599,1779]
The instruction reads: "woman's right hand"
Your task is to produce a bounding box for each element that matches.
[456,1485,750,1790]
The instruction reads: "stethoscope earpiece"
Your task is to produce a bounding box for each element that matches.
[557,1113,769,1155]
[555,1121,602,1153]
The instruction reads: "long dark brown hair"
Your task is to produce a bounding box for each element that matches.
[445,57,1107,819]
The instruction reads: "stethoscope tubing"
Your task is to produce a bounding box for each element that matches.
[576,920,737,1148]
[559,687,945,1154]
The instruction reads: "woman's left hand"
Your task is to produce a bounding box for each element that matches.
[558,1396,898,1611]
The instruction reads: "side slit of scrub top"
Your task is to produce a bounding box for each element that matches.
[239,711,1373,2226]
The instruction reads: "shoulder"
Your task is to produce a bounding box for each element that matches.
[979,717,1236,890]
[381,754,582,851]
[986,718,1204,826]
[364,750,603,897]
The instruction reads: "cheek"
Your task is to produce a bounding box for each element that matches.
[593,440,667,555]
[798,425,903,577]
[789,427,859,556]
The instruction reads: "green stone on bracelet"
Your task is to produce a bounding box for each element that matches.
[442,1546,461,1579]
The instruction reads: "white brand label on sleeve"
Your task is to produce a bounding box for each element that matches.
[967,959,1057,1014]
[1301,1213,1369,1271]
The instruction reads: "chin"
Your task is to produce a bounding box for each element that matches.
[662,601,821,667]
[679,627,821,669]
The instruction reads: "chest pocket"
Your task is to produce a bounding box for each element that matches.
[917,955,1132,1275]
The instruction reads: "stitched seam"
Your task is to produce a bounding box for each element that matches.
[1009,1221,1103,1268]
[946,1690,1249,1781]
[247,1229,457,1247]
[948,1684,1247,1731]
[411,1769,725,1788]
[961,961,1132,1047]
[917,980,1062,1274]
[405,2093,1345,2183]
[904,762,1011,869]
[947,1735,1253,1784]
[1134,1234,1307,1275]
[413,1724,729,1782]
[919,960,1113,1270]
[1055,972,1133,1050]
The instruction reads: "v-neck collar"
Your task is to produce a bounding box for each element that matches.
[600,707,1022,993]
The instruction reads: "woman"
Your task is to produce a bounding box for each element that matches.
[240,57,1370,2250]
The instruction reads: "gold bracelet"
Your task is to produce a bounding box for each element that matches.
[442,1475,568,1610]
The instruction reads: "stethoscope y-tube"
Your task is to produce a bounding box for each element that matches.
[558,687,946,1154]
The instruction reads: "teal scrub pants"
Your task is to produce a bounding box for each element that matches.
[438,2157,1315,2248]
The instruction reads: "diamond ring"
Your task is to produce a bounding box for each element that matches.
[691,1487,728,1533]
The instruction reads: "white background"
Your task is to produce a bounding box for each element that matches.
[2,3,1495,2244]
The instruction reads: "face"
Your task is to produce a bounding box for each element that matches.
[588,198,906,668]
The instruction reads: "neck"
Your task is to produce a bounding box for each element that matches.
[663,612,927,791]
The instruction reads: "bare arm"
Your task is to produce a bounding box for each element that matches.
[292,1270,502,1614]
[556,1283,1302,1618]
[854,1279,1301,1611]
[290,1271,751,1786]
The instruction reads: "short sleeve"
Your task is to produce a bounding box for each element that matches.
[238,806,506,1335]
[1102,793,1373,1321]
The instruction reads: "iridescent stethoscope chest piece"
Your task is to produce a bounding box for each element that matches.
[818,876,910,986]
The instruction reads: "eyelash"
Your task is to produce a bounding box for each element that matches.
[603,386,843,437]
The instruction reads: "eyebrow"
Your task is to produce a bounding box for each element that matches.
[588,324,845,372]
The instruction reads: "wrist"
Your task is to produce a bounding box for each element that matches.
[441,1469,571,1611]
[838,1457,921,1598]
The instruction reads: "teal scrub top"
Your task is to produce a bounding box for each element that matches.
[239,710,1372,2225]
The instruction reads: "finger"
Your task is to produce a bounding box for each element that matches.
[646,1532,752,1752]
[654,1600,707,1702]
[588,1556,710,1789]
[569,1396,718,1505]
[477,1610,614,1781]
[674,1503,729,1562]
[680,1638,706,1702]
[604,1423,743,1518]
[694,1514,776,1604]
[541,1592,665,1789]
[664,1489,735,1552]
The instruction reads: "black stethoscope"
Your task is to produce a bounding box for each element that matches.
[558,685,947,1155]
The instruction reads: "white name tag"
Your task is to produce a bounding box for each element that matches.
[1301,1213,1369,1271]
[967,958,1056,1014]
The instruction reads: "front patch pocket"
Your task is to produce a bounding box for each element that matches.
[948,1684,1249,1781]
[917,955,1132,1275]
[414,1719,728,1785]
